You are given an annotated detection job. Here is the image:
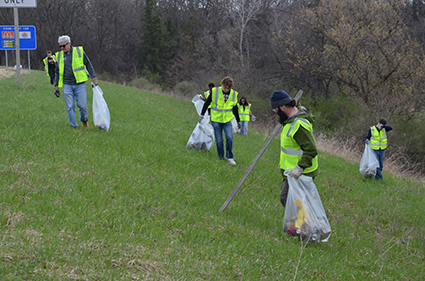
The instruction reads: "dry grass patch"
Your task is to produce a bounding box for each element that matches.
[0,67,30,80]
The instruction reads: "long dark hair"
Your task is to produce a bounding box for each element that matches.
[239,97,248,110]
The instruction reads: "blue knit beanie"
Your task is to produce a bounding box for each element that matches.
[270,90,292,108]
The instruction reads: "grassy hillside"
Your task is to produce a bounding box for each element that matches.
[1,69,424,280]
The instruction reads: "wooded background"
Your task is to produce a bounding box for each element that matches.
[1,0,424,172]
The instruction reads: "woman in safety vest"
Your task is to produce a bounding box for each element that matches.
[366,119,393,181]
[238,97,252,135]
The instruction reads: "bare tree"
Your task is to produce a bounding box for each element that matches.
[275,0,425,119]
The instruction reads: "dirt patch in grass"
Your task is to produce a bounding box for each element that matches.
[0,67,29,80]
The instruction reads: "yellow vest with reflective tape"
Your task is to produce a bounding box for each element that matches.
[57,46,88,87]
[43,55,57,76]
[370,126,387,150]
[280,118,318,173]
[239,103,251,121]
[204,90,212,109]
[211,87,238,123]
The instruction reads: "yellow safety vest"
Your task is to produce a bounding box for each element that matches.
[56,46,88,87]
[280,118,318,174]
[204,90,212,109]
[43,55,57,76]
[238,103,251,121]
[370,126,387,150]
[210,87,238,123]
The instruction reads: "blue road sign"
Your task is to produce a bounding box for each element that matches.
[0,25,36,50]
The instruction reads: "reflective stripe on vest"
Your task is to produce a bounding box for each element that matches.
[370,126,387,150]
[239,103,250,121]
[211,87,238,123]
[280,117,318,174]
[57,46,88,87]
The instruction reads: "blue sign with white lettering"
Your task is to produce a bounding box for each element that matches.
[0,25,36,50]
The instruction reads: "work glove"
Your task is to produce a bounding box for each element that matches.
[54,86,60,98]
[365,139,370,144]
[198,116,204,124]
[92,77,99,86]
[288,165,304,179]
[238,122,241,129]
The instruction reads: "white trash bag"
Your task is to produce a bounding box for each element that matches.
[186,118,214,151]
[187,94,214,151]
[231,117,240,134]
[283,169,331,245]
[92,83,110,131]
[359,142,379,178]
[191,94,209,117]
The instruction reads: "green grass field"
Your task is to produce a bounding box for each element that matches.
[1,69,424,280]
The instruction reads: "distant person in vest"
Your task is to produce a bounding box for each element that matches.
[53,35,98,128]
[365,119,393,181]
[270,90,319,208]
[199,77,241,166]
[201,83,215,116]
[43,51,57,85]
[238,97,252,136]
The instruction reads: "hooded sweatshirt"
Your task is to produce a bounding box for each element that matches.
[281,107,319,178]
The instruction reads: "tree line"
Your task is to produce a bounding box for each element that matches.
[1,0,424,171]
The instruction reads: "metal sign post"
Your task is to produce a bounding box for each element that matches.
[0,0,37,86]
[14,7,20,86]
[0,0,38,8]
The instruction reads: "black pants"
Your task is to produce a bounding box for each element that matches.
[280,179,289,208]
[48,69,55,85]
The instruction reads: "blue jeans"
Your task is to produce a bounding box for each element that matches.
[63,83,88,127]
[240,121,249,135]
[373,149,385,181]
[212,121,233,159]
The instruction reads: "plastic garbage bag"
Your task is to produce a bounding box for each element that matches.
[251,115,256,122]
[192,94,209,118]
[92,83,110,131]
[186,118,214,151]
[231,117,240,134]
[359,143,379,178]
[283,168,331,244]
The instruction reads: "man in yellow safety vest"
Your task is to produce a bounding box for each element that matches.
[366,119,393,181]
[53,35,98,129]
[199,77,241,165]
[270,90,319,208]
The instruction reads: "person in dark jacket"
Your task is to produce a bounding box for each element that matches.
[43,51,56,85]
[366,119,393,181]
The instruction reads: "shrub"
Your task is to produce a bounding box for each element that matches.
[173,81,200,98]
[129,77,161,92]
